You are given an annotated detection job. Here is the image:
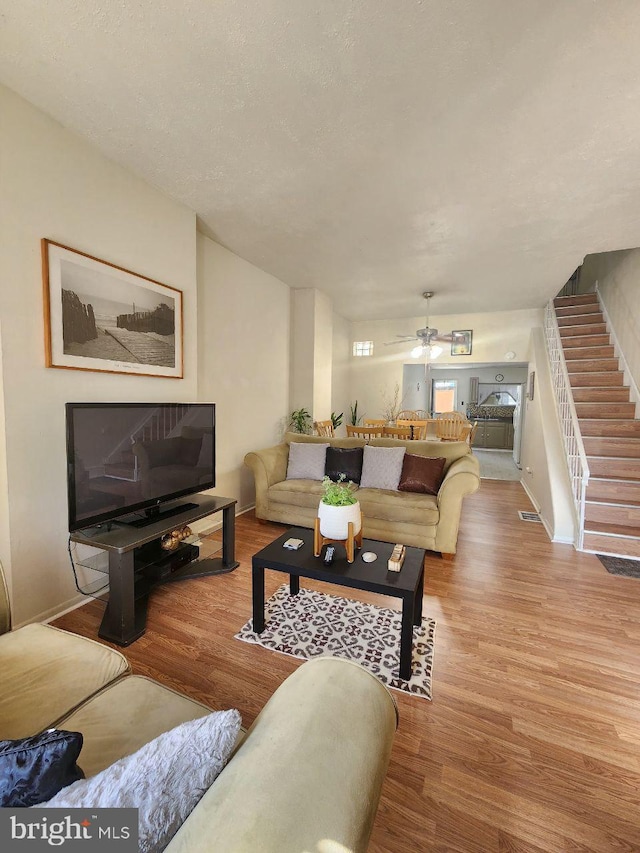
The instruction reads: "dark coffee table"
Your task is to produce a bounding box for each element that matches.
[251,527,426,680]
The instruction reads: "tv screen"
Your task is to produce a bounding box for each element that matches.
[66,402,215,531]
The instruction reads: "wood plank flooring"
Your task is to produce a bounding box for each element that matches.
[53,480,640,852]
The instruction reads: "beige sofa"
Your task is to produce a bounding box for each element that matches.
[245,432,480,558]
[0,564,397,852]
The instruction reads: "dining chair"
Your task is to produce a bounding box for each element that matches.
[466,420,479,446]
[435,415,466,441]
[396,419,429,440]
[346,425,384,440]
[396,410,418,421]
[314,420,334,438]
[363,419,387,427]
[413,409,430,419]
[383,425,413,439]
[437,411,465,421]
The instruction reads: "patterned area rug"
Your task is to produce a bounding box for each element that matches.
[597,554,640,578]
[235,584,436,699]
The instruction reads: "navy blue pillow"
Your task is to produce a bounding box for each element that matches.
[0,729,84,807]
[324,447,364,484]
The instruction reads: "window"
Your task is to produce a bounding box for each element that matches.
[352,341,373,357]
[432,379,456,413]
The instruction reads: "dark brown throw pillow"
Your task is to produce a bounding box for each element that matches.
[398,454,446,495]
[324,447,364,484]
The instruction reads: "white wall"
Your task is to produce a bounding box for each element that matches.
[519,328,575,544]
[350,307,541,422]
[196,234,290,510]
[331,313,351,436]
[0,85,198,625]
[581,248,640,400]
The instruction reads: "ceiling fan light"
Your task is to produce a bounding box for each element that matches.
[429,344,443,358]
[411,345,424,358]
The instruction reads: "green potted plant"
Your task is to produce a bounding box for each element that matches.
[330,411,343,431]
[349,401,363,426]
[317,474,361,540]
[289,407,312,434]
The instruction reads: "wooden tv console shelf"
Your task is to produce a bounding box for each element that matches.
[70,494,238,646]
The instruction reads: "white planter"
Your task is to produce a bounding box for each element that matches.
[317,500,362,541]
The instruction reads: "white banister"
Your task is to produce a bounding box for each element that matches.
[543,301,590,549]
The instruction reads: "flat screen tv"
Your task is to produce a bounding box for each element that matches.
[66,402,215,531]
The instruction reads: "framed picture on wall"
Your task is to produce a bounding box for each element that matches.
[42,239,183,378]
[450,330,472,356]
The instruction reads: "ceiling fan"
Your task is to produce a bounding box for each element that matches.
[384,291,462,359]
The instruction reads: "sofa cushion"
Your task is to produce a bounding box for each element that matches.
[39,708,242,853]
[270,479,326,512]
[357,488,439,525]
[398,454,447,495]
[359,445,405,491]
[0,729,84,807]
[324,447,364,484]
[54,676,218,778]
[0,624,130,740]
[286,442,329,481]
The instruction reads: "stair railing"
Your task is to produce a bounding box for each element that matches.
[543,301,590,549]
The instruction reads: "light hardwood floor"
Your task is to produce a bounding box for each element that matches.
[54,480,640,852]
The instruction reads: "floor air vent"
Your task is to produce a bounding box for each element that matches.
[518,510,541,523]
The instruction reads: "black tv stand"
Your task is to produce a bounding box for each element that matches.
[123,501,200,528]
[70,495,238,646]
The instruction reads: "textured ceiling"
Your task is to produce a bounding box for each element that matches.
[2,1,640,321]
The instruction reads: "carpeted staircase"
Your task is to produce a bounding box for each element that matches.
[555,292,640,558]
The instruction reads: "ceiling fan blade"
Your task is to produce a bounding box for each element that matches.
[383,337,418,346]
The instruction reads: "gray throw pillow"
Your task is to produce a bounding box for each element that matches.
[286,442,329,480]
[359,445,406,490]
[37,710,242,853]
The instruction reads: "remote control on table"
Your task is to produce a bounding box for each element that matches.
[323,545,335,565]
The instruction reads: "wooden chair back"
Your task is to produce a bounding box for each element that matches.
[396,410,418,421]
[435,415,466,441]
[363,419,387,427]
[413,409,430,419]
[314,420,334,438]
[396,419,429,440]
[383,425,413,439]
[437,411,465,421]
[346,424,384,440]
[467,420,479,445]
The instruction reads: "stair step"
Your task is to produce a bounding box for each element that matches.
[561,345,615,360]
[555,303,604,318]
[588,456,640,478]
[583,437,640,457]
[587,477,640,503]
[580,418,640,437]
[560,323,607,337]
[582,529,640,559]
[569,371,624,387]
[585,501,640,527]
[574,403,635,419]
[572,386,630,402]
[565,358,619,373]
[561,334,611,348]
[557,313,604,327]
[554,294,599,308]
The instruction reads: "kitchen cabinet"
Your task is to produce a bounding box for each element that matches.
[472,419,514,450]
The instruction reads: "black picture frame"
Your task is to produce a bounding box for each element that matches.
[451,330,472,356]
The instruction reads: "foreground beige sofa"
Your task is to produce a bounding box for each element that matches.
[0,564,397,852]
[245,432,480,558]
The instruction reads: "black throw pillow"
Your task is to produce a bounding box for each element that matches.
[324,447,364,484]
[0,729,84,807]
